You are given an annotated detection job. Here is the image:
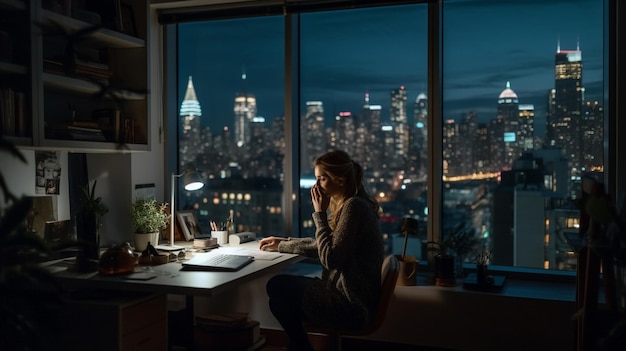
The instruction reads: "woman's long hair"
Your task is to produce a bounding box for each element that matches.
[314,150,380,229]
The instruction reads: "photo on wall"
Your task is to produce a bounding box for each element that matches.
[35,151,61,195]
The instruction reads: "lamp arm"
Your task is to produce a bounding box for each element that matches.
[170,172,184,246]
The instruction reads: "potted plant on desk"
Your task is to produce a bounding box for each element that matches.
[130,198,169,252]
[75,180,109,271]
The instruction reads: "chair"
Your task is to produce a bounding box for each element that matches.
[305,255,400,351]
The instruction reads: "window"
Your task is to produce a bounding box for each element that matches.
[175,16,286,235]
[165,0,607,275]
[442,0,604,271]
[298,6,428,250]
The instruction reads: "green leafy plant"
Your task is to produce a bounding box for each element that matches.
[130,198,169,234]
[79,179,109,220]
[472,248,492,266]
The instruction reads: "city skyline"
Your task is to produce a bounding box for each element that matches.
[177,0,603,136]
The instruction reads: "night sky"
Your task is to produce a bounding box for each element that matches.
[177,0,603,137]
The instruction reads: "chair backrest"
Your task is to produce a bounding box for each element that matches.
[360,254,400,334]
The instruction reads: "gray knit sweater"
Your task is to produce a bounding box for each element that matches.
[278,196,384,329]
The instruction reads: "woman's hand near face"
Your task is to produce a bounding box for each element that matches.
[311,183,330,213]
[259,236,286,251]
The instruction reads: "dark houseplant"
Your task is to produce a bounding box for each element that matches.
[426,223,480,286]
[0,138,63,351]
[75,179,109,271]
[574,176,626,350]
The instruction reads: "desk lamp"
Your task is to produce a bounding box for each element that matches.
[167,166,204,250]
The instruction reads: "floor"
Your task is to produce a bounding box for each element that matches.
[256,329,454,351]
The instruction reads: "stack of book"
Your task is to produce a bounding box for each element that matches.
[193,237,219,249]
[45,120,106,142]
[194,312,265,351]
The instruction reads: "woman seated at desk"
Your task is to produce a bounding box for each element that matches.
[259,150,384,351]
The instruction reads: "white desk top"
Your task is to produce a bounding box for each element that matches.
[47,242,303,297]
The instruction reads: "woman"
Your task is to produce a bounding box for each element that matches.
[259,150,384,351]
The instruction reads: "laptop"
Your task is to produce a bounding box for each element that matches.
[181,253,254,271]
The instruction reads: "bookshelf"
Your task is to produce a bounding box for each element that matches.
[0,0,149,152]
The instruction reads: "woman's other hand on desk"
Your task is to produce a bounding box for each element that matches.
[259,236,289,251]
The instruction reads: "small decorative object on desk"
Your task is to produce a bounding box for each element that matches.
[473,249,491,284]
[194,237,219,249]
[138,242,169,265]
[98,242,138,275]
[396,217,419,286]
[463,248,506,292]
[227,209,235,234]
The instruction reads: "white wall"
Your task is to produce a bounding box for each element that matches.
[0,150,69,221]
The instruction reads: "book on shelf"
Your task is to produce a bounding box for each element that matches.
[45,120,106,142]
[124,117,135,143]
[93,108,121,142]
[0,88,25,137]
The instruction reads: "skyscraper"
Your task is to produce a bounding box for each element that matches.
[359,93,383,172]
[390,86,409,169]
[549,43,584,174]
[412,92,428,179]
[496,81,520,170]
[518,104,535,152]
[179,76,203,169]
[233,73,257,148]
[180,76,202,133]
[301,101,325,173]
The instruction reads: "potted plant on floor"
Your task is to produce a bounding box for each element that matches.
[130,198,169,251]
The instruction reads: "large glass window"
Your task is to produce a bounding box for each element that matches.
[169,0,605,274]
[441,0,604,271]
[298,5,428,259]
[176,17,286,236]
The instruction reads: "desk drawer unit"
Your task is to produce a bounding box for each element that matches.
[54,292,167,351]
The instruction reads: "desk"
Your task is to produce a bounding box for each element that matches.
[46,242,303,350]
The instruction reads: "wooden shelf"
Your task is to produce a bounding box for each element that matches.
[1,0,149,152]
[0,0,26,11]
[43,73,146,100]
[0,61,28,75]
[42,10,145,49]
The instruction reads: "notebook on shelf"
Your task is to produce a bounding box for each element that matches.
[181,253,254,271]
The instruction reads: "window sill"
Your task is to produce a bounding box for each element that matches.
[408,274,576,302]
[287,261,577,302]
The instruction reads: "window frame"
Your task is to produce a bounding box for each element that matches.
[159,0,622,281]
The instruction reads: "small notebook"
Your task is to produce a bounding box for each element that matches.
[181,253,254,271]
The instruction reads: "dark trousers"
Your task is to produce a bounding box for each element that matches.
[266,274,317,351]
